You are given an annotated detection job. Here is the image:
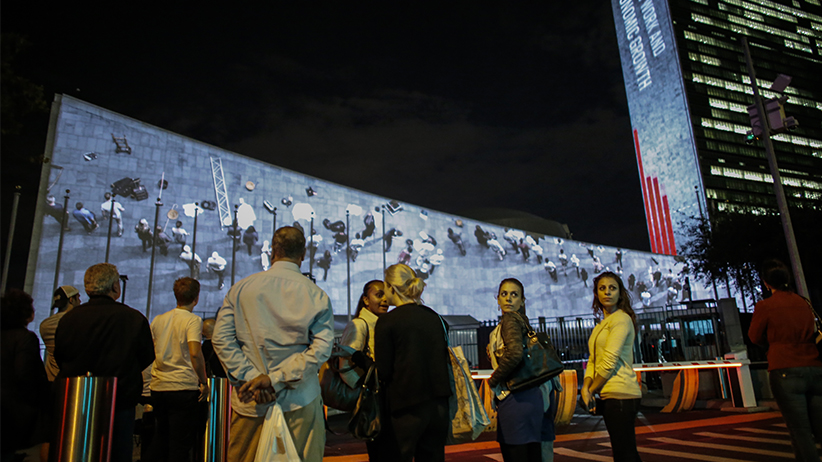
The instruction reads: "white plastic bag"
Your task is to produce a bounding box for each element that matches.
[255,403,300,462]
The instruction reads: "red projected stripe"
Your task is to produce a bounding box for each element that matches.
[662,194,677,255]
[646,176,663,253]
[653,178,669,254]
[633,130,656,253]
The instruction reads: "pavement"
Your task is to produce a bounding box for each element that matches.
[324,406,805,461]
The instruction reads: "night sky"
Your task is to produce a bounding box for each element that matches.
[2,3,649,288]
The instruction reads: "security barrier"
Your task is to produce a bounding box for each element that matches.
[50,375,117,462]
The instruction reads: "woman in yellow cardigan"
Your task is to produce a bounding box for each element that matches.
[581,271,643,462]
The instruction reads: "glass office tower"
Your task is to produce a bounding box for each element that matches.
[611,0,822,255]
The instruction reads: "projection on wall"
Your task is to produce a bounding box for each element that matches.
[28,96,708,332]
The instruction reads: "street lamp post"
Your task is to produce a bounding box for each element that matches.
[231,205,238,286]
[346,210,351,322]
[1,186,22,294]
[52,190,71,302]
[742,37,808,298]
[191,203,199,279]
[146,197,163,319]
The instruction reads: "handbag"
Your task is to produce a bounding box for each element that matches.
[320,319,369,412]
[254,403,301,461]
[503,312,564,393]
[319,345,359,412]
[804,297,822,355]
[439,316,491,444]
[348,364,381,441]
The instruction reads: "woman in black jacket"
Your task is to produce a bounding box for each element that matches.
[487,278,554,462]
[375,263,451,462]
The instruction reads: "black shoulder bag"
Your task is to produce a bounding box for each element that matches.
[504,311,565,392]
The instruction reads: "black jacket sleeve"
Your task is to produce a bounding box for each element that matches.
[488,312,525,388]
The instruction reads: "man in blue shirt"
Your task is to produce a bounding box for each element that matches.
[213,226,334,462]
[72,202,98,233]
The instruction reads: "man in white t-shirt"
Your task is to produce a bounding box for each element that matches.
[148,277,209,462]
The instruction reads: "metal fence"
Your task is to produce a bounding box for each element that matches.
[473,299,728,371]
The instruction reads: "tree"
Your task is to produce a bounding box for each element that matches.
[678,207,822,309]
[1,33,48,136]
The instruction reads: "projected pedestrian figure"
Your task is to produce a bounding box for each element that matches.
[72,202,99,234]
[361,212,376,240]
[45,195,70,231]
[447,228,466,256]
[135,219,153,252]
[180,245,201,279]
[171,221,189,251]
[474,225,490,248]
[236,197,256,229]
[208,251,227,289]
[101,193,125,237]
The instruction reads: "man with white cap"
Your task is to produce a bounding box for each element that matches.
[39,285,81,381]
[180,245,202,280]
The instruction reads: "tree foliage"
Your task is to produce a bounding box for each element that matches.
[1,33,48,136]
[678,207,822,305]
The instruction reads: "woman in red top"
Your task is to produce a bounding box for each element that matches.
[748,259,822,462]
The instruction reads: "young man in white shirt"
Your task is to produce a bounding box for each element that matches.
[148,277,209,462]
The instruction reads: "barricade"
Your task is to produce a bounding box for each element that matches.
[202,377,231,462]
[50,375,117,462]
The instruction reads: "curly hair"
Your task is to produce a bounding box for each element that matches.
[591,271,636,327]
[1,289,35,329]
[84,263,120,297]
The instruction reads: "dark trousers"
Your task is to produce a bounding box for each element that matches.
[112,407,136,462]
[601,398,642,462]
[770,366,822,462]
[149,390,203,462]
[391,397,449,462]
[499,442,541,462]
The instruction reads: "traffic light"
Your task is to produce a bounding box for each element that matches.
[745,103,763,144]
[745,73,799,144]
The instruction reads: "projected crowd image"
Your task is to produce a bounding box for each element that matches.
[29,96,709,331]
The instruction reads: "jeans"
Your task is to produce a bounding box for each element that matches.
[770,366,822,462]
[601,398,642,462]
[149,390,204,462]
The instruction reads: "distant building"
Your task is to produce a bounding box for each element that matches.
[611,0,822,255]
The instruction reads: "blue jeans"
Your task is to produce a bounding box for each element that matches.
[769,366,822,462]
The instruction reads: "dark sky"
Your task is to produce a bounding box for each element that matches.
[2,3,650,285]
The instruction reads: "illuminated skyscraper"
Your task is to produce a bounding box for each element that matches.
[611,0,822,255]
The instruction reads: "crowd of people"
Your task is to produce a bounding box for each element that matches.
[4,221,821,462]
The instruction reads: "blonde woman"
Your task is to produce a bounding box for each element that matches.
[375,263,451,462]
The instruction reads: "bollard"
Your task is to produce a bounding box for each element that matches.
[203,377,231,462]
[50,375,117,462]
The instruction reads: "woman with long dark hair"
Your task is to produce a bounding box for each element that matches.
[487,278,555,462]
[749,259,822,461]
[338,280,396,460]
[581,271,642,461]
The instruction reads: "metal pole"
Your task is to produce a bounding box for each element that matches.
[53,189,71,301]
[105,193,115,263]
[146,197,162,319]
[273,207,277,238]
[309,217,314,278]
[1,186,21,294]
[120,275,128,303]
[231,205,238,286]
[346,210,351,323]
[742,37,808,298]
[381,204,387,274]
[192,203,199,279]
